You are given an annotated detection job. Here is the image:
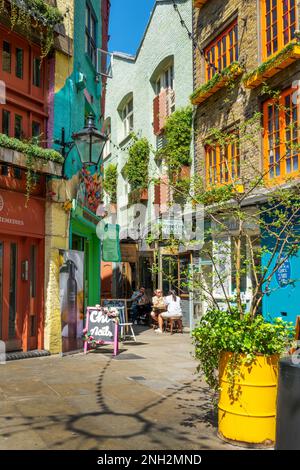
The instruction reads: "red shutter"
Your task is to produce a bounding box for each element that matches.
[153,95,160,135]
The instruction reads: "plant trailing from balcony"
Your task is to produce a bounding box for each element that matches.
[123,134,150,192]
[191,61,243,103]
[104,163,118,204]
[0,133,64,163]
[0,133,63,203]
[156,107,192,174]
[243,42,300,85]
[0,0,64,58]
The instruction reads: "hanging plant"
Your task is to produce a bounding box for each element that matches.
[25,152,37,206]
[0,0,64,59]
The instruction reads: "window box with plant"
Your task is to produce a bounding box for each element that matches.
[0,133,63,201]
[244,42,300,89]
[191,62,243,105]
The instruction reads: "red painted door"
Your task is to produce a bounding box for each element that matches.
[0,236,22,352]
[0,236,44,352]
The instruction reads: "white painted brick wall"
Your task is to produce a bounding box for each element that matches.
[104,0,193,231]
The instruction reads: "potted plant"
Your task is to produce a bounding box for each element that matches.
[192,308,294,447]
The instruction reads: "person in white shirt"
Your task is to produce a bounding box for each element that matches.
[155,290,183,334]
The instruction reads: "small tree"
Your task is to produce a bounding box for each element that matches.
[151,87,300,323]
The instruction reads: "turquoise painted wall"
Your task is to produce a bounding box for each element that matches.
[53,0,103,179]
[262,213,300,325]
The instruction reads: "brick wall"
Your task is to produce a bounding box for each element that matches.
[193,0,300,188]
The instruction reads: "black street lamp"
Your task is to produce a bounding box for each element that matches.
[72,114,107,166]
[56,114,107,174]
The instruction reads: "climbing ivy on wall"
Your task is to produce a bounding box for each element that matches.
[123,135,150,191]
[157,107,193,174]
[104,163,118,204]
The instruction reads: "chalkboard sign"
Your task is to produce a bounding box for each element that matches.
[84,307,118,356]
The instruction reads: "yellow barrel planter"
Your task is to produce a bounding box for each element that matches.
[218,352,279,447]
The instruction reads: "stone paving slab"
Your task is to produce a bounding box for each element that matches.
[0,327,235,450]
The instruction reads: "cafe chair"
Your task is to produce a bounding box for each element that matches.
[119,307,136,342]
[164,317,183,335]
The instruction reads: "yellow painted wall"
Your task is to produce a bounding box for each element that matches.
[55,51,74,93]
[44,180,69,354]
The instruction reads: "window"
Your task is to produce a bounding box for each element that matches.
[33,57,41,87]
[2,41,11,73]
[103,121,111,159]
[85,4,97,67]
[262,0,296,61]
[13,167,22,180]
[206,139,240,186]
[15,48,23,79]
[156,65,174,95]
[122,99,134,138]
[263,87,299,181]
[2,110,10,135]
[204,20,238,81]
[32,121,41,142]
[14,115,23,139]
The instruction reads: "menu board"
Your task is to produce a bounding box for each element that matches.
[84,307,118,356]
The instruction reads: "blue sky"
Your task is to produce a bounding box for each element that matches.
[109,0,156,55]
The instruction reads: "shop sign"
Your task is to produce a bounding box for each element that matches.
[276,257,291,288]
[0,189,45,236]
[84,307,119,356]
[161,219,184,237]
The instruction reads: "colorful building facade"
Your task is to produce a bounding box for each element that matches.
[103,0,193,326]
[0,0,110,355]
[192,0,300,325]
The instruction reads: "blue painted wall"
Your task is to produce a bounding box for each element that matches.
[53,0,103,179]
[262,237,300,325]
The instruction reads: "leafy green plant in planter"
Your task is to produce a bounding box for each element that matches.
[192,308,294,396]
[123,134,150,194]
[104,163,118,204]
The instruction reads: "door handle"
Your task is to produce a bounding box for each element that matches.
[21,260,29,281]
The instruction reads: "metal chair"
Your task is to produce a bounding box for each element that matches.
[118,307,136,342]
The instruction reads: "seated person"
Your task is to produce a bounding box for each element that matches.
[151,289,166,326]
[155,290,183,334]
[130,287,150,324]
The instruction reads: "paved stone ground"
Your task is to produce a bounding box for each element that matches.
[0,327,235,450]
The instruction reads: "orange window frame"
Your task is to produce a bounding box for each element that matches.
[204,20,238,82]
[263,87,300,183]
[205,139,240,187]
[261,0,297,62]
